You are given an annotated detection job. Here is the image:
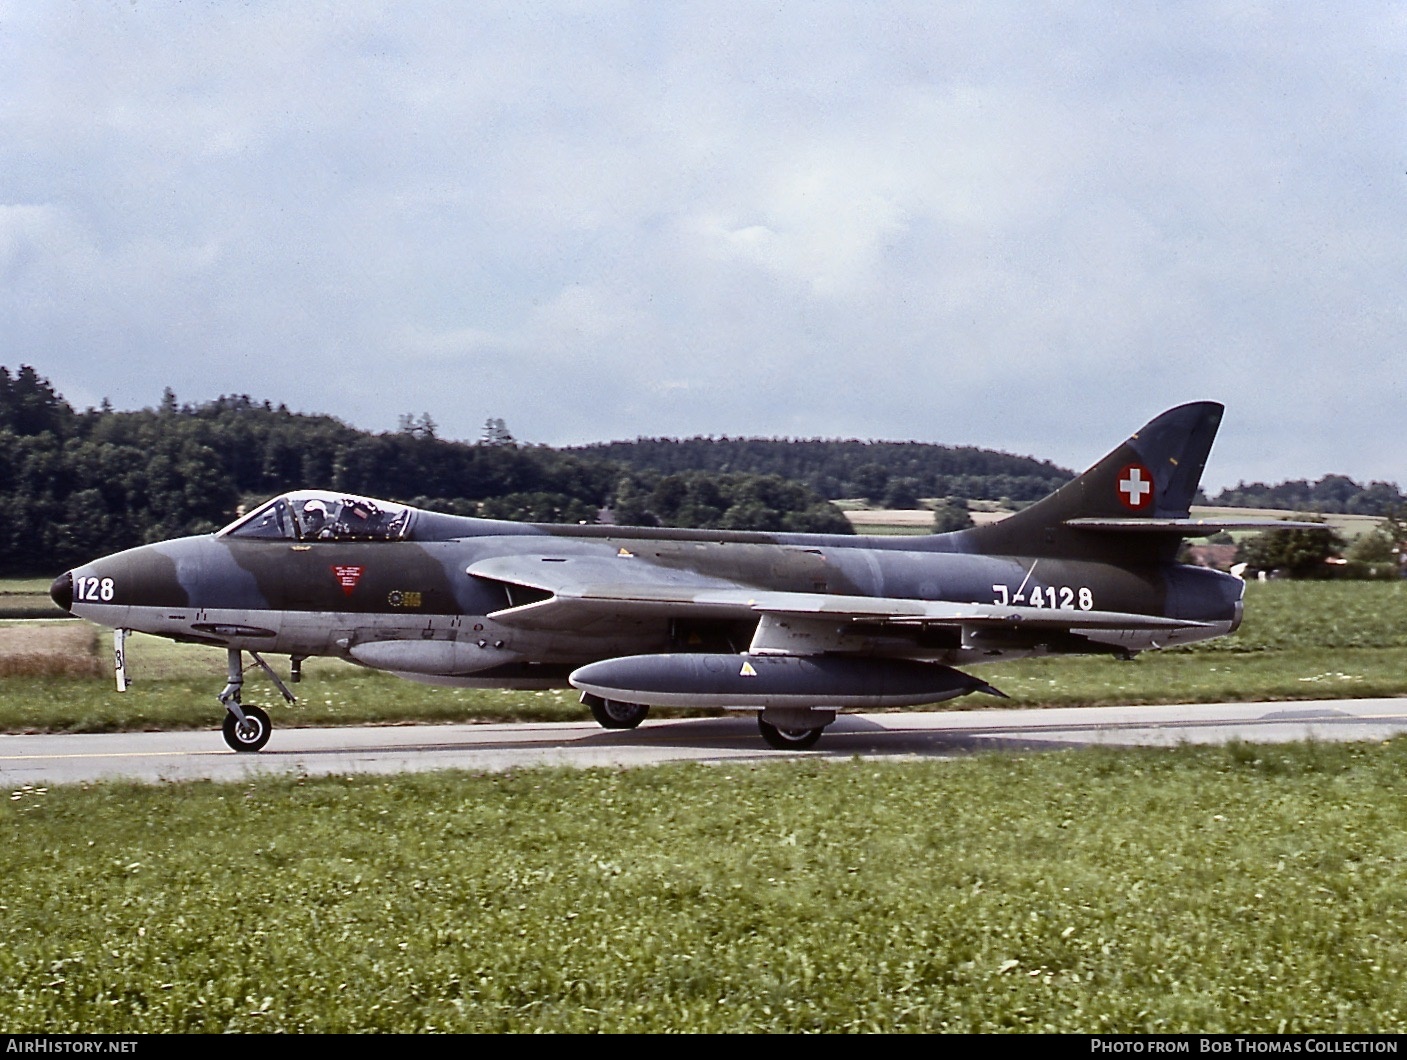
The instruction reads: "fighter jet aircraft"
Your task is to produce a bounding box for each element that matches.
[49,401,1314,752]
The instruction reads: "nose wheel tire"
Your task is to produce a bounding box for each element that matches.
[758,717,824,750]
[222,704,272,752]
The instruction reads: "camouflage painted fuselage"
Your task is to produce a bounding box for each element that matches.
[54,509,1243,685]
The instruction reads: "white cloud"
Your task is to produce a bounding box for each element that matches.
[1,1,1403,486]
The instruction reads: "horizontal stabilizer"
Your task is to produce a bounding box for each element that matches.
[1064,517,1332,536]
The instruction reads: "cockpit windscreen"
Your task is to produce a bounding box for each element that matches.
[221,492,414,542]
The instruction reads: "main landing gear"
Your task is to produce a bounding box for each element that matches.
[756,717,824,750]
[756,708,835,751]
[218,648,297,752]
[581,691,833,751]
[580,692,650,730]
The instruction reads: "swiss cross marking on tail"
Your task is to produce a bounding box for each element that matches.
[331,565,365,595]
[1116,464,1154,511]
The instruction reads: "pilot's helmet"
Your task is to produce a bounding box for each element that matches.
[302,499,328,522]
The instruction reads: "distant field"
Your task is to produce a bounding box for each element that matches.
[0,621,102,678]
[0,577,67,618]
[842,518,931,535]
[843,505,1007,535]
[842,504,1384,538]
[1191,505,1383,538]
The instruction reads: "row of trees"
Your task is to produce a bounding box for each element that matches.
[0,368,853,574]
[1236,516,1405,580]
[570,436,1073,505]
[1207,476,1406,517]
[610,470,852,534]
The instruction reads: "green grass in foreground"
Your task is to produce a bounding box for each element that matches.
[5,741,1407,1032]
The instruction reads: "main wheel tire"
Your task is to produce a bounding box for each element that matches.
[758,717,823,750]
[222,704,272,752]
[587,696,650,730]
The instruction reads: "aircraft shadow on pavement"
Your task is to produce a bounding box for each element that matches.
[581,714,1084,757]
[238,715,1085,760]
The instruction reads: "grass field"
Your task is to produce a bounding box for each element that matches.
[841,505,1387,539]
[6,741,1407,1032]
[0,576,69,619]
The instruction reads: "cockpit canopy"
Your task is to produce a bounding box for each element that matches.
[221,491,414,542]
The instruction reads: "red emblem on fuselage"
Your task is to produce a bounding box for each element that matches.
[1116,464,1155,511]
[331,565,365,595]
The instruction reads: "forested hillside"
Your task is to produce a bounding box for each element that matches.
[571,437,1074,505]
[585,437,1407,518]
[0,367,850,574]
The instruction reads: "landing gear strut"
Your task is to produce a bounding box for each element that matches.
[218,648,295,752]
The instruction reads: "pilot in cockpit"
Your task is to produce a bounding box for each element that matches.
[301,499,334,539]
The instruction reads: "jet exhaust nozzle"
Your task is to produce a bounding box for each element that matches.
[570,653,1000,710]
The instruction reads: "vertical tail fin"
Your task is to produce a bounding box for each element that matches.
[960,402,1225,561]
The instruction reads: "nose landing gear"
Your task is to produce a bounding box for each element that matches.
[222,703,272,752]
[218,648,296,752]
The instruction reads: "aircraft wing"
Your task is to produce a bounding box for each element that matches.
[466,555,1207,637]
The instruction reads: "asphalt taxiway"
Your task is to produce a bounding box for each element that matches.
[3,697,1406,786]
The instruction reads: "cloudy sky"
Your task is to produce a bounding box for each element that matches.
[3,1,1404,491]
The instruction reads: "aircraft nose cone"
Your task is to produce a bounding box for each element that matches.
[49,572,73,614]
